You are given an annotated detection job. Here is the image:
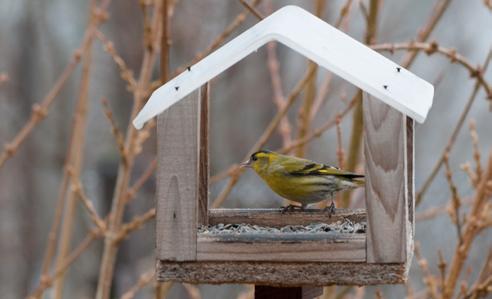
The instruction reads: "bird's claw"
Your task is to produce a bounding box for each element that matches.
[323,201,336,218]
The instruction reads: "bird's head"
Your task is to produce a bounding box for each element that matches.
[240,150,278,174]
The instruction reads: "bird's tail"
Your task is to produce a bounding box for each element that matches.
[338,173,365,187]
[352,176,365,187]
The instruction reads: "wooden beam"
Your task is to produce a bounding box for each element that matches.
[208,208,366,227]
[196,233,365,262]
[156,91,199,261]
[197,83,209,225]
[363,92,409,263]
[156,260,407,286]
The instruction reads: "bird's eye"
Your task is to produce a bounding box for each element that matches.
[251,155,257,161]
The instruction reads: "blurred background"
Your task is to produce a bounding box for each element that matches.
[0,0,491,298]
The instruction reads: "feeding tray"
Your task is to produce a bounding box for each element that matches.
[133,5,433,286]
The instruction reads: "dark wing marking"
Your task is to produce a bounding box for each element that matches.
[309,164,365,179]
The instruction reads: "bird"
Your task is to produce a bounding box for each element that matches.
[240,150,364,215]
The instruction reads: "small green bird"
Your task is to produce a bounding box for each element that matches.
[240,150,365,214]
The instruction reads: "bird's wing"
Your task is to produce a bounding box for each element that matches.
[284,156,364,179]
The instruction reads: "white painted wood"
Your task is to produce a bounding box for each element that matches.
[133,5,433,129]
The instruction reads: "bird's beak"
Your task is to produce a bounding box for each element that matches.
[239,158,251,168]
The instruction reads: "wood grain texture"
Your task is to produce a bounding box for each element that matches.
[156,260,407,286]
[406,117,415,264]
[208,208,366,227]
[197,83,209,225]
[363,92,408,263]
[156,91,199,261]
[196,233,365,262]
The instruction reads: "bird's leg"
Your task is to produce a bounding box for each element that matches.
[327,200,336,217]
[323,194,336,217]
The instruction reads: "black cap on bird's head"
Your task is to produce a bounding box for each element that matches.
[239,150,273,168]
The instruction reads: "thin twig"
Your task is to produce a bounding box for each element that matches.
[238,0,264,20]
[71,177,106,231]
[400,0,453,67]
[211,66,316,208]
[52,5,101,295]
[335,114,345,169]
[120,269,155,299]
[126,158,157,204]
[469,120,483,183]
[183,283,202,299]
[281,94,357,155]
[415,49,492,205]
[95,0,163,297]
[266,39,292,148]
[113,208,156,244]
[309,0,354,124]
[0,1,110,169]
[295,0,324,157]
[101,98,127,163]
[443,154,463,244]
[443,153,492,299]
[465,249,492,299]
[372,42,492,101]
[174,0,262,75]
[438,250,447,292]
[295,62,318,157]
[28,229,103,299]
[415,243,439,299]
[96,30,137,91]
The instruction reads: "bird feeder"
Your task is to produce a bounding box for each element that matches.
[133,6,433,286]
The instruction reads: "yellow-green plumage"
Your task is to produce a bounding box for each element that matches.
[241,150,364,208]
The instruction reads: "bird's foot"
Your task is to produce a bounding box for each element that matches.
[281,204,303,213]
[323,201,336,218]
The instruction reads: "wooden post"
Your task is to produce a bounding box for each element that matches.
[156,90,200,261]
[406,116,415,262]
[197,83,209,225]
[363,92,409,263]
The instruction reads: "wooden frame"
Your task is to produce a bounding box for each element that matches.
[155,84,415,286]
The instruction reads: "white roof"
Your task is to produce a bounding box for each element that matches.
[133,5,433,129]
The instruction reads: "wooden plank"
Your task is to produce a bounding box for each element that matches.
[406,117,415,263]
[363,92,408,263]
[156,260,407,286]
[197,83,209,225]
[208,208,366,227]
[196,233,365,262]
[255,286,322,299]
[156,91,199,261]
